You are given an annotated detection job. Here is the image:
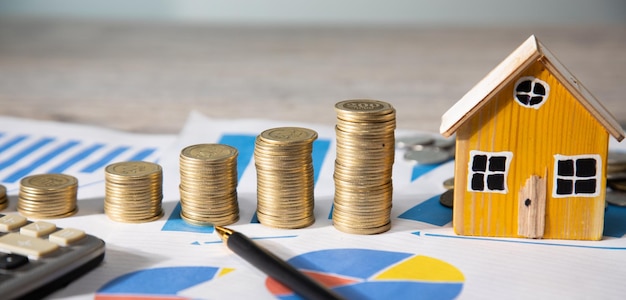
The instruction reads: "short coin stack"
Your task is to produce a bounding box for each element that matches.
[18,174,78,218]
[255,127,318,229]
[179,144,239,226]
[104,161,163,223]
[0,184,7,211]
[333,99,396,234]
[606,151,626,206]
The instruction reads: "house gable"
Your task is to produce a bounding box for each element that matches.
[440,35,625,142]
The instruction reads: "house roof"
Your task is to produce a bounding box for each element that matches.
[440,35,625,142]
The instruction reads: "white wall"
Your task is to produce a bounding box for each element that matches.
[0,0,624,25]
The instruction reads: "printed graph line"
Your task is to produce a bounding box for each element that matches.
[48,143,106,174]
[0,133,161,186]
[0,135,28,153]
[128,148,157,162]
[0,137,55,170]
[80,146,130,173]
[416,232,626,250]
[199,235,298,245]
[3,140,80,183]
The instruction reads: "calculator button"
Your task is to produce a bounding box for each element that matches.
[20,221,57,237]
[0,233,59,258]
[0,253,28,270]
[0,215,28,232]
[49,228,85,246]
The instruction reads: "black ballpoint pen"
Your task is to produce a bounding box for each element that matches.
[214,226,345,300]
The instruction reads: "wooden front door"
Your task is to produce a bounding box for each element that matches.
[518,173,547,238]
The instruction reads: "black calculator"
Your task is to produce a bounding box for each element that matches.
[0,213,105,299]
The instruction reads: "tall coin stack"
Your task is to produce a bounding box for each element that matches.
[254,127,318,229]
[179,144,239,226]
[18,174,78,218]
[333,99,396,234]
[104,161,163,223]
[0,184,7,211]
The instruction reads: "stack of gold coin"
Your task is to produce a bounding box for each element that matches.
[179,144,239,226]
[18,174,78,218]
[104,161,163,223]
[0,184,7,211]
[333,99,396,234]
[254,127,318,229]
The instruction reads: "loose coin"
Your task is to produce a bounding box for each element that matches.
[606,189,626,207]
[608,151,626,174]
[439,189,454,208]
[608,179,626,192]
[395,135,434,149]
[433,137,456,150]
[443,177,455,190]
[404,148,451,165]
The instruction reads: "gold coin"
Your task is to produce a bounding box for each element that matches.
[335,99,394,114]
[105,161,161,178]
[181,144,238,161]
[20,174,77,191]
[608,151,626,174]
[332,219,391,235]
[439,189,454,208]
[608,179,626,192]
[259,127,318,145]
[180,210,239,226]
[106,210,164,223]
[443,177,455,190]
[18,207,78,219]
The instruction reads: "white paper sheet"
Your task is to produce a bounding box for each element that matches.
[2,112,626,300]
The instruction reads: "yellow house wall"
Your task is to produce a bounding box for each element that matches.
[453,61,608,240]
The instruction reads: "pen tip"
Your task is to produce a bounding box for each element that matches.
[214,226,233,242]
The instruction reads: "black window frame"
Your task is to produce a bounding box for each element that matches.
[553,154,601,198]
[467,150,513,193]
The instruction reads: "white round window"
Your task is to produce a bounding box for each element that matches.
[514,76,550,109]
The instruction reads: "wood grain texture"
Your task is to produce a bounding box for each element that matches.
[453,59,609,240]
[518,174,546,239]
[0,19,624,134]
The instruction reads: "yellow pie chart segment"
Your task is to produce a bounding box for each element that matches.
[374,255,464,282]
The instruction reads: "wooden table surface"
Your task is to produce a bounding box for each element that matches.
[0,18,624,134]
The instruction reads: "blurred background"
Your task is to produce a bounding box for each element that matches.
[1,0,625,25]
[0,0,624,133]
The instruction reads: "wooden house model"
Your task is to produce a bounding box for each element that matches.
[440,35,625,240]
